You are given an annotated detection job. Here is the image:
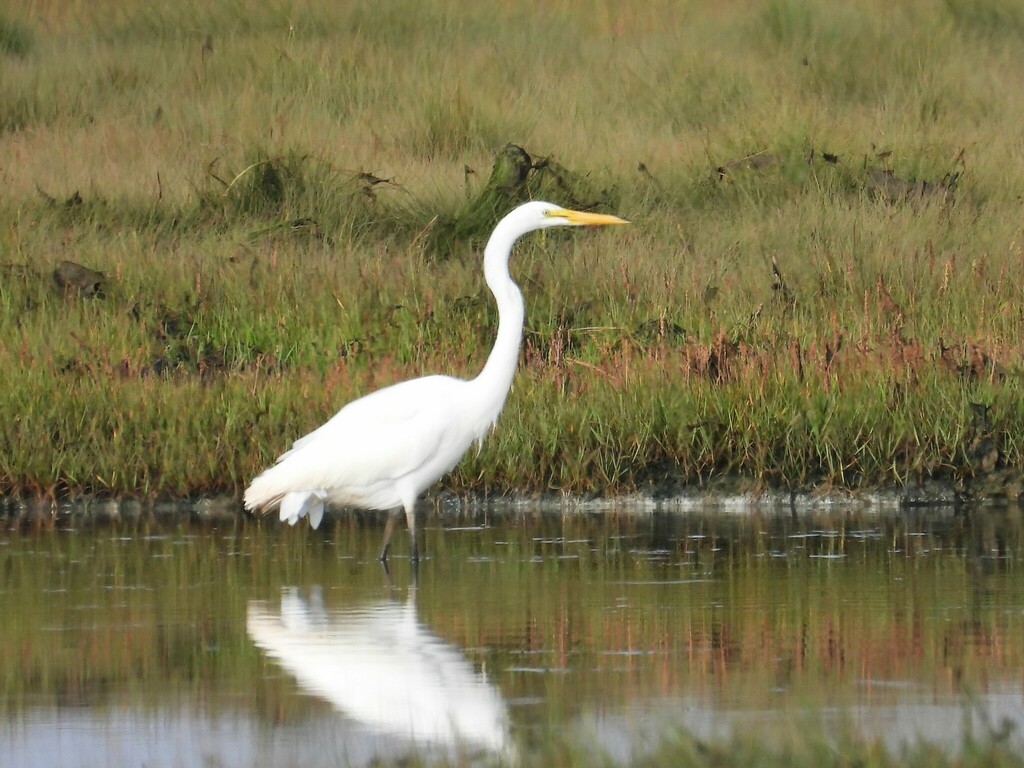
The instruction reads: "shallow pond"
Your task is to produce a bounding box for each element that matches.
[1,499,1023,767]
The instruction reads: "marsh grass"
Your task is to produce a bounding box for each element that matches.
[2,0,1024,498]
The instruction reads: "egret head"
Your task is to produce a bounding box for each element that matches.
[517,200,630,230]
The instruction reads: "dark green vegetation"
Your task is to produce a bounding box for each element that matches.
[1,505,1022,766]
[1,0,1024,497]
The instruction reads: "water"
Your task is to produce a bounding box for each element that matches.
[1,500,1023,766]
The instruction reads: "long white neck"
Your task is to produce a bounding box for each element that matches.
[471,215,527,424]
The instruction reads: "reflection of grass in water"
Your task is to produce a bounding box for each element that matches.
[1,511,1021,765]
[618,717,1024,768]
[422,508,1024,714]
[0,510,1020,732]
[3,1,1024,497]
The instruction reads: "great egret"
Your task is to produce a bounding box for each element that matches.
[243,201,629,560]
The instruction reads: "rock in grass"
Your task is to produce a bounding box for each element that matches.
[53,260,105,297]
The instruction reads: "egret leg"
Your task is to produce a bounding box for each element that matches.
[379,509,402,562]
[405,504,419,563]
[379,556,394,586]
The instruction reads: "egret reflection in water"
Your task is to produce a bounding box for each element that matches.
[247,586,513,761]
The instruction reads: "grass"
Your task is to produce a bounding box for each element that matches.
[1,0,1024,498]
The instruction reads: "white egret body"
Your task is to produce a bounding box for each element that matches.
[243,201,628,559]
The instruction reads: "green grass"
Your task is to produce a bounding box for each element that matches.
[0,13,32,58]
[1,0,1024,498]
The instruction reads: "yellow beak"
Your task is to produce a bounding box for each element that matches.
[551,208,630,226]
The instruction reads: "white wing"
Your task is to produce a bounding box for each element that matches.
[244,375,478,513]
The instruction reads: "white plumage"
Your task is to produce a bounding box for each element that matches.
[244,201,628,560]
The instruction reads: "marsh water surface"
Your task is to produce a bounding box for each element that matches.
[1,499,1023,766]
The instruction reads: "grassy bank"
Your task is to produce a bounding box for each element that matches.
[2,0,1024,498]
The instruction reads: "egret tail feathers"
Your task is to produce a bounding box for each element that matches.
[244,471,327,530]
[279,490,327,529]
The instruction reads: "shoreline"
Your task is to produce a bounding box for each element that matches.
[3,477,1021,526]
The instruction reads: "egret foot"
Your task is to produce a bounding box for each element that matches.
[379,509,401,562]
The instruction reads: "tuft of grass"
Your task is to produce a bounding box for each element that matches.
[0,14,32,58]
[196,147,384,238]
